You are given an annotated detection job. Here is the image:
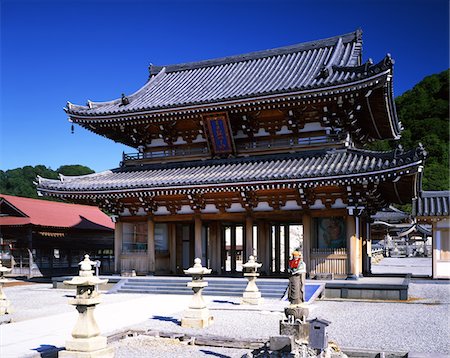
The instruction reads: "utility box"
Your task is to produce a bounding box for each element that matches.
[308,318,331,350]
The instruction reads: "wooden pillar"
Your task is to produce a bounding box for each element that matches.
[432,222,436,279]
[26,227,33,278]
[194,216,202,260]
[362,219,372,276]
[302,214,311,276]
[209,222,220,272]
[346,215,358,279]
[114,221,122,273]
[169,223,176,274]
[245,216,253,260]
[147,217,155,273]
[258,221,269,275]
[355,216,364,277]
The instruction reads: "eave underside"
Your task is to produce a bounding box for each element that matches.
[37,148,425,216]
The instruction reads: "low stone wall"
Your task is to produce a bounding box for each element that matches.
[324,275,410,301]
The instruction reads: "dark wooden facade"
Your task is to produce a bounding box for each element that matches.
[0,194,114,277]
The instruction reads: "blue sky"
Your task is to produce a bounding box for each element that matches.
[1,0,448,173]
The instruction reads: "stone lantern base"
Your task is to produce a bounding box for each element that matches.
[60,336,114,357]
[241,290,263,305]
[181,307,214,328]
[0,299,12,315]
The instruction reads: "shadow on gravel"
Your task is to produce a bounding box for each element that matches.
[200,349,236,357]
[213,300,240,305]
[31,344,63,358]
[151,315,179,325]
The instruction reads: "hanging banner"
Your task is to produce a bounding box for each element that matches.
[203,112,234,155]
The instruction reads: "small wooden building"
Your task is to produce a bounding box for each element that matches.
[413,191,450,279]
[0,194,114,277]
[36,30,425,278]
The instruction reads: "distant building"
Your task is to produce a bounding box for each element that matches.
[413,191,450,279]
[0,194,114,277]
[36,30,425,278]
[371,206,431,260]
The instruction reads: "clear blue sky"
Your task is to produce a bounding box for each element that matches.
[1,0,448,173]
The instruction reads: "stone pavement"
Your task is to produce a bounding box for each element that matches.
[0,294,193,358]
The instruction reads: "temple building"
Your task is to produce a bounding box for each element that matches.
[0,194,114,277]
[36,30,426,278]
[413,191,450,279]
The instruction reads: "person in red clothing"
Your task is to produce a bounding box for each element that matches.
[288,251,306,304]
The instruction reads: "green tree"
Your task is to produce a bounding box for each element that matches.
[367,69,449,191]
[0,164,95,200]
[57,165,94,176]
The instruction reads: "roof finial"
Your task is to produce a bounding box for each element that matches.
[121,93,129,106]
[383,53,394,67]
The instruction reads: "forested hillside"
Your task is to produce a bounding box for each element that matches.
[368,69,449,191]
[0,165,94,200]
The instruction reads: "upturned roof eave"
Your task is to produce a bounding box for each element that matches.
[67,69,393,122]
[36,158,424,198]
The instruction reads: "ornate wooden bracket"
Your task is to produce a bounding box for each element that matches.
[214,198,233,213]
[187,193,206,213]
[239,190,258,212]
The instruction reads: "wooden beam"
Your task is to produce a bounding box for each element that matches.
[114,221,122,273]
[302,214,311,276]
[169,223,176,274]
[194,216,202,259]
[147,217,156,273]
[346,215,358,279]
[245,216,253,260]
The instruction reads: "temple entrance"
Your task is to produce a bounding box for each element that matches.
[270,223,303,274]
[221,224,245,274]
[175,223,194,273]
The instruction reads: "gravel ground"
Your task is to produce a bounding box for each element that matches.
[1,282,147,322]
[111,336,253,358]
[123,280,450,355]
[2,275,449,356]
[372,257,432,276]
[129,306,284,341]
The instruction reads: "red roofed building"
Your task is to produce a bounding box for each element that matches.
[0,194,114,277]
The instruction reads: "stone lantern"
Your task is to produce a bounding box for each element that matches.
[181,258,213,328]
[0,260,12,315]
[60,254,114,358]
[241,255,263,305]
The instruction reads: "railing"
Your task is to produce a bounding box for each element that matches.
[236,134,345,152]
[122,243,148,253]
[371,248,384,264]
[123,146,209,162]
[310,248,348,277]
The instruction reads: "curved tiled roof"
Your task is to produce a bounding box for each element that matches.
[0,194,114,229]
[413,191,450,218]
[36,147,425,195]
[66,31,366,117]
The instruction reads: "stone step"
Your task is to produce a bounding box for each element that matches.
[114,277,288,298]
[120,283,285,294]
[116,288,284,298]
[122,281,286,287]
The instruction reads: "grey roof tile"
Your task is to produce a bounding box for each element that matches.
[37,147,425,194]
[413,191,450,217]
[66,31,370,117]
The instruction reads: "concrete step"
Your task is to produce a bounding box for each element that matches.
[114,277,288,298]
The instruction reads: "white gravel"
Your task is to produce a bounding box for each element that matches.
[111,336,252,358]
[125,281,450,355]
[2,275,449,356]
[372,257,432,276]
